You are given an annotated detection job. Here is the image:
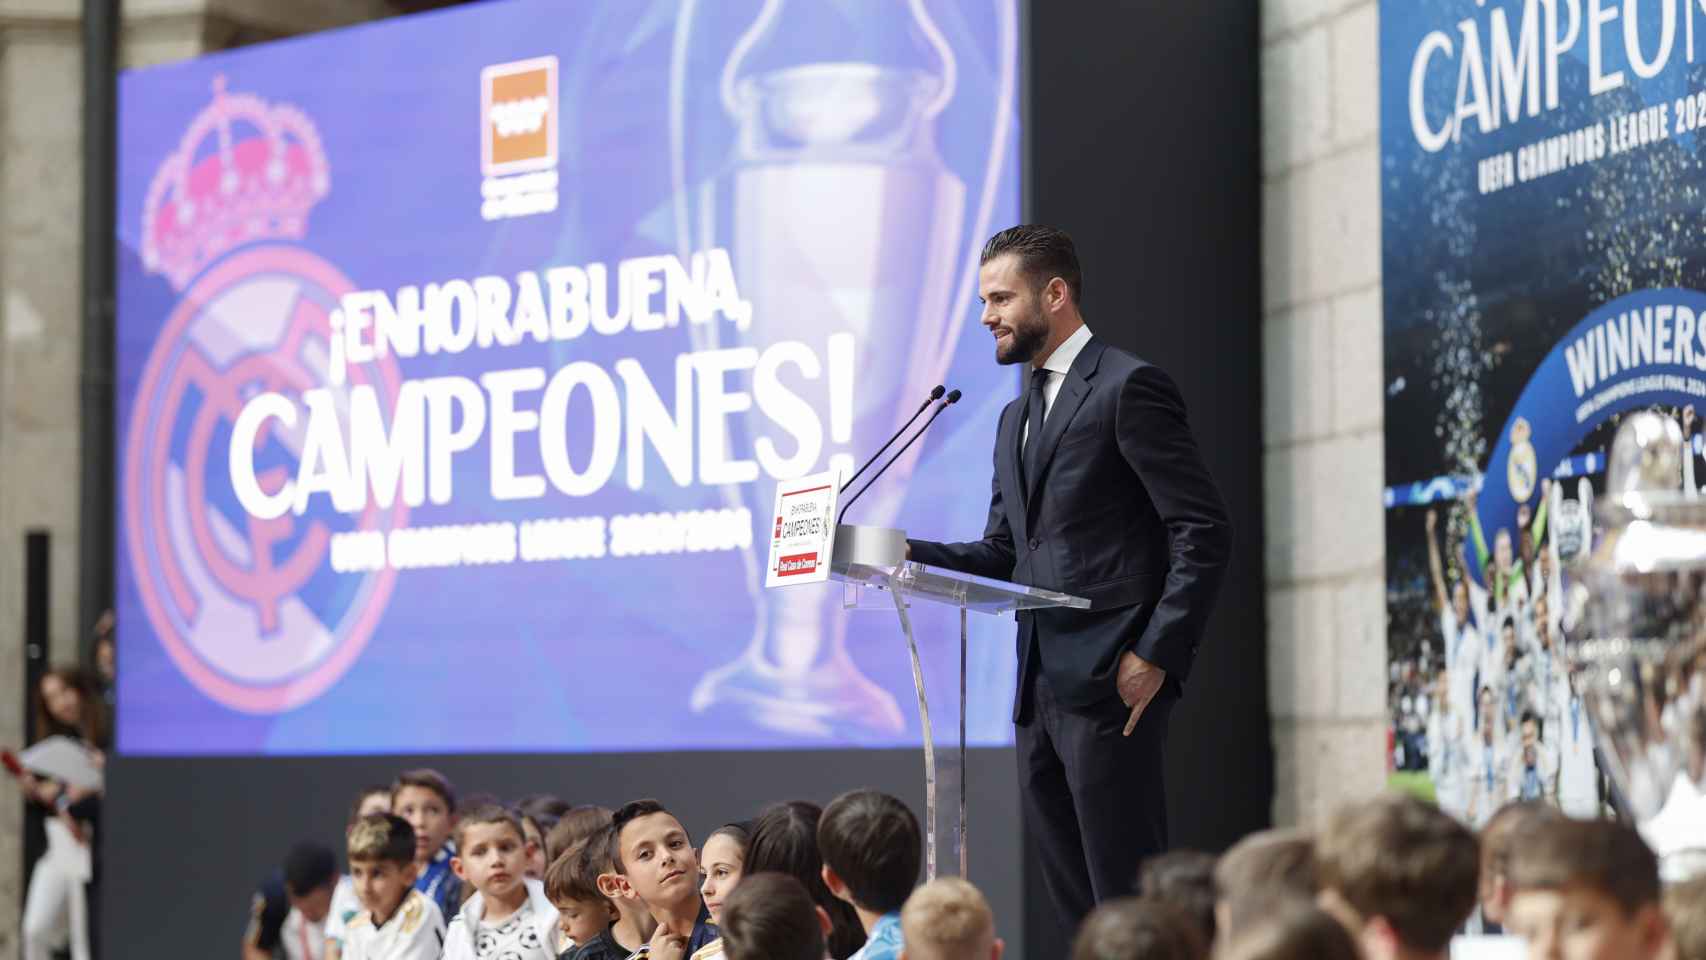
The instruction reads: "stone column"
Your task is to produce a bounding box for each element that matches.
[0,0,86,944]
[1259,0,1390,828]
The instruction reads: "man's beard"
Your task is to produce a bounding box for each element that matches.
[995,309,1049,365]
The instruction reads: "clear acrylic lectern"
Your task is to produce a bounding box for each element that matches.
[828,524,1089,879]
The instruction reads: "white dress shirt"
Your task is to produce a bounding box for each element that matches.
[1022,323,1094,450]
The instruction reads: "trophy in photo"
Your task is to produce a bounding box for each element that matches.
[669,0,1008,736]
[1576,411,1706,879]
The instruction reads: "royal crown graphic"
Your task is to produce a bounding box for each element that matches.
[141,76,330,291]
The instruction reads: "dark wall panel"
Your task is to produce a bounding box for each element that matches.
[1026,0,1266,946]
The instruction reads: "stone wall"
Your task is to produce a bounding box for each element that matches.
[1259,0,1392,826]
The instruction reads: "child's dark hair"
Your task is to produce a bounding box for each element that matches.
[545,835,611,907]
[748,801,866,959]
[547,805,614,864]
[454,802,527,852]
[283,841,338,896]
[347,784,392,828]
[1507,816,1661,914]
[1071,897,1206,960]
[720,872,826,960]
[817,790,922,914]
[611,798,680,872]
[391,768,458,814]
[706,820,753,852]
[348,813,416,865]
[1137,850,1217,946]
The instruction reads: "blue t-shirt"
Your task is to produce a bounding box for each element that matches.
[848,913,903,960]
[415,841,462,920]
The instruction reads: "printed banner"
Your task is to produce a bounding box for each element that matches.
[1377,0,1706,822]
[116,0,1021,755]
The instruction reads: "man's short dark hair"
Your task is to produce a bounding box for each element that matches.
[1508,816,1661,914]
[980,224,1082,304]
[721,872,826,960]
[283,841,338,896]
[817,790,922,914]
[1137,850,1217,945]
[611,799,675,872]
[1316,794,1478,952]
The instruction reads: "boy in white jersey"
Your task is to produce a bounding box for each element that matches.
[343,813,445,960]
[443,804,559,960]
[327,785,395,960]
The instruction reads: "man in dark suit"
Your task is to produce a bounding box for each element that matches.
[907,225,1232,929]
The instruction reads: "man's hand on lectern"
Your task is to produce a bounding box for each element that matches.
[1117,651,1167,736]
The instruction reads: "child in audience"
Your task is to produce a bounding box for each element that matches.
[691,822,752,960]
[444,804,559,960]
[1504,817,1670,960]
[612,799,719,955]
[391,769,461,919]
[1475,800,1563,935]
[898,877,1002,960]
[1136,851,1216,947]
[545,837,622,958]
[516,795,570,880]
[583,822,661,958]
[719,872,832,960]
[1665,875,1706,960]
[1315,793,1478,960]
[352,785,394,822]
[342,814,445,960]
[519,795,573,832]
[747,800,866,959]
[1067,898,1204,960]
[818,790,922,960]
[699,822,750,927]
[1212,828,1316,941]
[283,841,340,960]
[327,786,397,959]
[520,814,551,881]
[548,805,615,865]
[1215,897,1358,960]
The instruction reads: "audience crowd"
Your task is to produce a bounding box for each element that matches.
[227,766,1704,960]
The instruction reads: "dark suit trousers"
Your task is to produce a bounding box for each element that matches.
[1018,664,1174,933]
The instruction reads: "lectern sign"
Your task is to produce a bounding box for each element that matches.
[766,472,840,588]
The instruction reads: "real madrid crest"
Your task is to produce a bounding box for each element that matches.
[124,77,405,714]
[1506,416,1538,504]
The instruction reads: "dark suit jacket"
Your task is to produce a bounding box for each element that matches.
[908,337,1232,718]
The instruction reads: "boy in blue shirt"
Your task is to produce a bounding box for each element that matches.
[391,769,461,919]
[817,790,921,960]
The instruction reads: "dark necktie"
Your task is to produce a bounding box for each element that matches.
[1021,367,1049,494]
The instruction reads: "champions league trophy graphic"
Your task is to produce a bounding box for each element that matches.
[1577,412,1706,878]
[126,78,406,714]
[671,0,1013,736]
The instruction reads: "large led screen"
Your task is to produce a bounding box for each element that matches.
[115,0,1021,754]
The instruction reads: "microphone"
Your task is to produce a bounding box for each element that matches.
[839,385,945,492]
[839,389,961,525]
